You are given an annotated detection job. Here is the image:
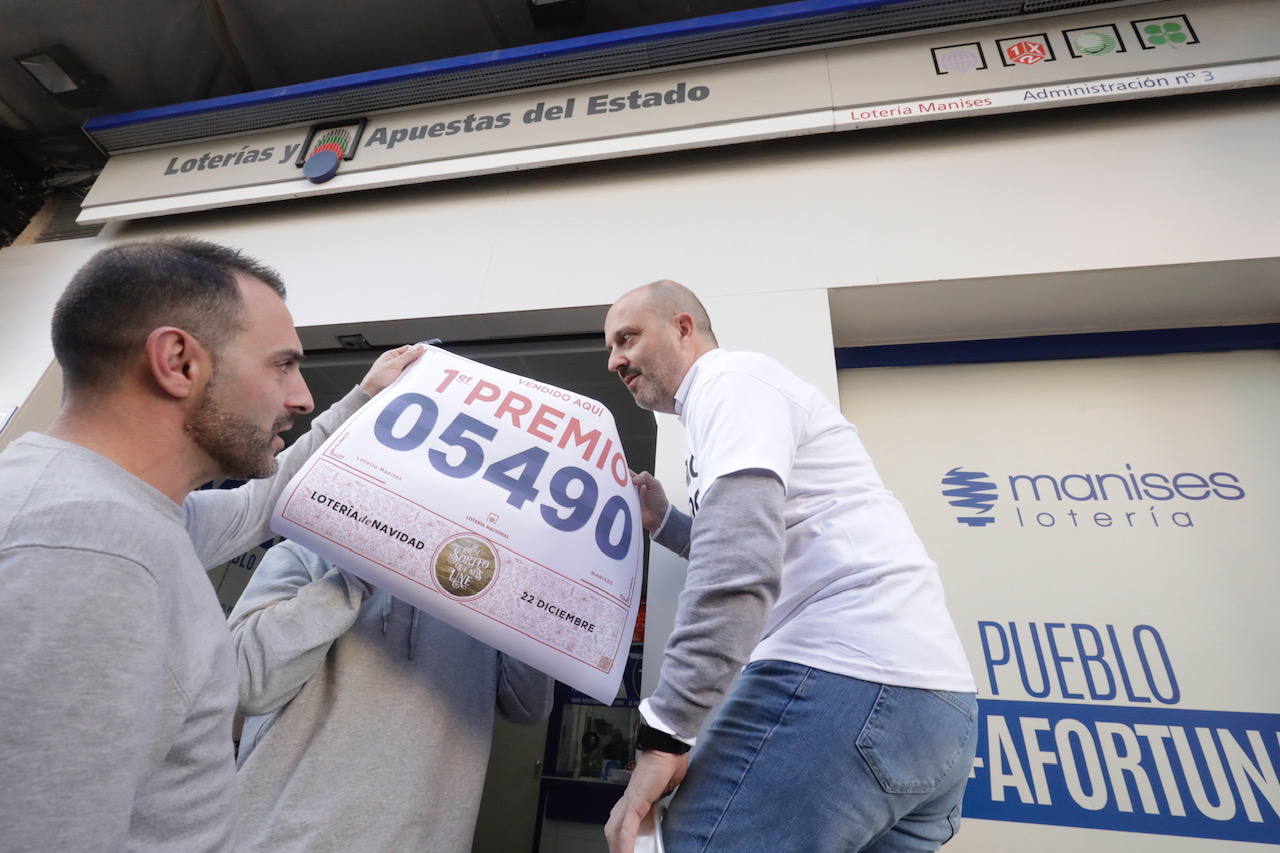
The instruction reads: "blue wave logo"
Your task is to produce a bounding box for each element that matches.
[942,467,998,526]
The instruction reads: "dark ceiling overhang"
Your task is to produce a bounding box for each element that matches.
[85,0,1139,155]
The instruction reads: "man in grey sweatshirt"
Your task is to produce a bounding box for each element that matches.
[0,238,422,852]
[230,539,554,852]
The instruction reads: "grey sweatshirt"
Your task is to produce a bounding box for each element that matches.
[647,471,785,739]
[230,540,554,853]
[0,388,367,853]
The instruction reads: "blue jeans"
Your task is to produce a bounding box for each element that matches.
[662,661,978,852]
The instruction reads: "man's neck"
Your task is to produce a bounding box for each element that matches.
[46,394,210,505]
[672,346,720,417]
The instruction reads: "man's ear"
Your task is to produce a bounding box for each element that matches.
[144,326,210,399]
[674,312,698,343]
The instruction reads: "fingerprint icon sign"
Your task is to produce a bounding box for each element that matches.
[941,467,998,526]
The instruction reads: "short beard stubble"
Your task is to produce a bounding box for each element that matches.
[185,371,287,481]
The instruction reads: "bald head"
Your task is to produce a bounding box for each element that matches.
[621,280,718,347]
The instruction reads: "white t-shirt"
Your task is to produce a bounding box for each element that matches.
[675,348,975,692]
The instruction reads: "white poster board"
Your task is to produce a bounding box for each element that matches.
[272,346,642,703]
[839,350,1280,851]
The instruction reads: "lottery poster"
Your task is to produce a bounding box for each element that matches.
[271,345,642,704]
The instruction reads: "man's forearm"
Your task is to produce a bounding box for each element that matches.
[646,471,784,739]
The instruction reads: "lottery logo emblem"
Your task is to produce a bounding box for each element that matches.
[1132,15,1198,49]
[1064,25,1125,58]
[931,43,986,75]
[941,467,998,526]
[433,534,499,598]
[1006,41,1047,65]
[998,34,1054,67]
[1075,32,1114,54]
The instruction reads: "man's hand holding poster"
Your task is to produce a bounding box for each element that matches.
[271,345,642,704]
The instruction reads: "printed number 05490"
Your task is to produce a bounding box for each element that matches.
[372,392,633,561]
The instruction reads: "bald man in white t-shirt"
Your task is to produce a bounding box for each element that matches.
[603,281,977,853]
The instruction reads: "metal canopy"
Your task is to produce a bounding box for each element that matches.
[85,0,1136,154]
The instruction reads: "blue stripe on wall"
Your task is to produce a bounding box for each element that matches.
[835,325,1280,368]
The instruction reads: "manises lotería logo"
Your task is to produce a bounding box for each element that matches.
[942,467,998,526]
[941,464,1245,529]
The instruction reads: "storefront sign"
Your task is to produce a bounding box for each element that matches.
[80,53,830,222]
[79,0,1279,223]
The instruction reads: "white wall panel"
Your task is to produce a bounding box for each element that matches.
[0,241,99,438]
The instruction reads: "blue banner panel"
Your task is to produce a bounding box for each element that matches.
[964,700,1280,844]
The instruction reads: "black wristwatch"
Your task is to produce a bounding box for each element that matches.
[635,723,692,755]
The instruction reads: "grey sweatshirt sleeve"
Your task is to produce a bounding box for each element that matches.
[646,470,785,739]
[184,387,371,569]
[0,549,169,851]
[652,505,692,559]
[495,654,555,724]
[229,540,372,716]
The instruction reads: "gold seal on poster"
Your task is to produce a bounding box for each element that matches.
[433,534,499,598]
